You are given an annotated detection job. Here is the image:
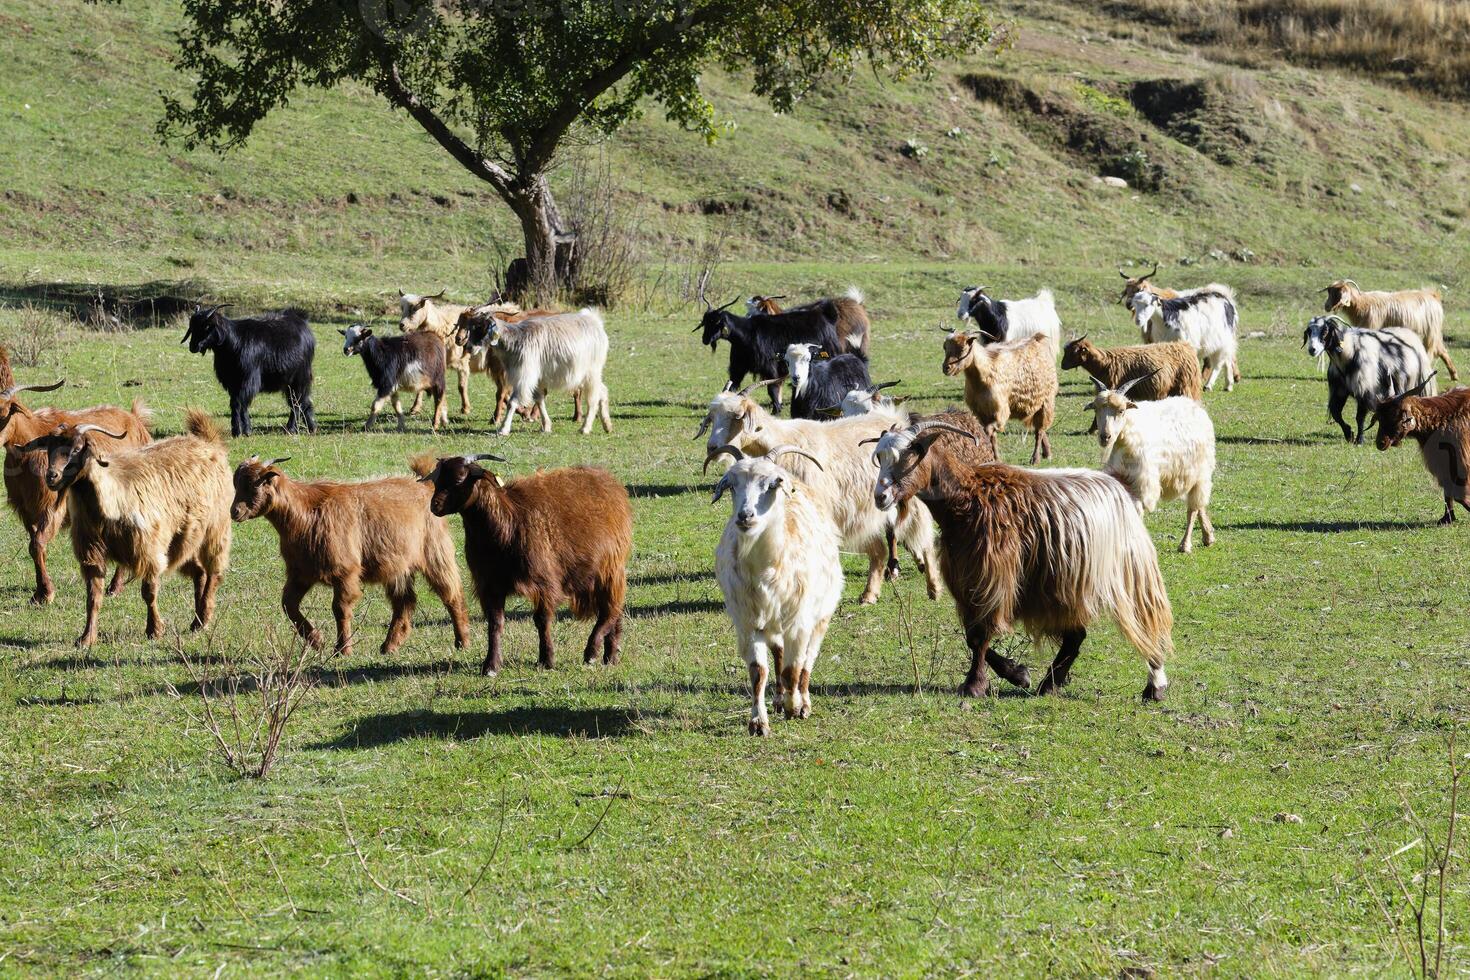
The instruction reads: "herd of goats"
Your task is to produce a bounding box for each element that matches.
[2,269,1467,733]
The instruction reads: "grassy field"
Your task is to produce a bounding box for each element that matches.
[1,264,1469,975]
[4,0,1470,974]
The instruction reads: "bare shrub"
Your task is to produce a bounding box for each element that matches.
[2,303,64,369]
[165,628,323,779]
[561,149,644,309]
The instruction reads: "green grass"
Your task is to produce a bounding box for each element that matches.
[4,0,1470,974]
[1,263,1469,975]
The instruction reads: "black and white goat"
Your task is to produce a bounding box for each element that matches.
[1129,288,1240,391]
[696,292,857,415]
[339,324,448,432]
[1302,314,1435,445]
[784,343,873,421]
[955,287,1061,349]
[181,305,317,437]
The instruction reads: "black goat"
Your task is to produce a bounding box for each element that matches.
[340,324,448,432]
[694,295,853,415]
[182,305,318,437]
[784,343,874,421]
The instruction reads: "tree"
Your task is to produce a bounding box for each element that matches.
[127,0,993,298]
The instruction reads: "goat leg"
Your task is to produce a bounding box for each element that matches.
[986,651,1031,690]
[884,526,900,581]
[960,622,992,698]
[141,574,164,641]
[533,603,555,669]
[75,561,106,649]
[27,527,54,606]
[1038,629,1086,695]
[483,602,506,676]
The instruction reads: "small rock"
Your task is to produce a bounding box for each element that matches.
[1207,248,1227,261]
[1274,812,1303,824]
[1350,182,1363,194]
[1247,330,1266,339]
[1100,175,1128,189]
[1219,827,1235,839]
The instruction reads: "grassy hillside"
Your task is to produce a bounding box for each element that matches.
[1,0,1467,305]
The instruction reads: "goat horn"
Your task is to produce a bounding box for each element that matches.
[465,453,508,464]
[1117,267,1130,279]
[74,423,127,440]
[816,405,842,417]
[1342,279,1358,289]
[428,289,446,300]
[0,380,64,398]
[1144,262,1158,279]
[693,414,713,440]
[703,444,745,475]
[1398,372,1438,400]
[1116,369,1161,396]
[764,444,823,471]
[767,295,787,302]
[737,377,781,398]
[715,295,741,313]
[870,380,902,393]
[913,421,979,444]
[938,323,958,333]
[263,456,291,467]
[857,436,884,447]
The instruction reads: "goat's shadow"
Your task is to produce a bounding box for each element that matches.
[1217,518,1431,533]
[626,599,724,618]
[626,483,700,499]
[1216,433,1340,447]
[315,705,650,749]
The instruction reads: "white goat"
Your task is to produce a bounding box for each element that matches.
[1089,374,1218,553]
[956,286,1062,350]
[696,379,939,604]
[464,309,611,435]
[838,380,905,416]
[1130,286,1239,391]
[711,444,843,735]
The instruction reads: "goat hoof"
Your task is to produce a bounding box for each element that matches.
[74,634,95,649]
[603,653,620,667]
[1440,513,1456,526]
[959,681,986,699]
[884,560,900,582]
[926,584,940,600]
[1010,667,1033,691]
[858,592,878,606]
[1178,541,1192,554]
[29,591,53,607]
[1141,682,1167,702]
[748,718,770,736]
[306,631,325,650]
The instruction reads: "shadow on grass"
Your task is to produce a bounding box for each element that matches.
[630,570,709,587]
[315,705,650,748]
[0,279,203,326]
[626,599,724,618]
[1218,518,1430,532]
[626,483,700,498]
[1217,434,1339,447]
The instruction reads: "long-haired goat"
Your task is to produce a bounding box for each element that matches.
[1302,315,1435,445]
[1324,279,1457,380]
[1089,374,1218,553]
[784,343,873,421]
[448,301,567,424]
[698,291,857,415]
[460,309,612,435]
[1372,377,1470,524]
[956,286,1061,350]
[1119,265,1242,385]
[416,455,632,674]
[869,417,1174,701]
[942,330,1057,464]
[745,288,871,358]
[181,304,317,436]
[23,410,232,648]
[1061,336,1201,434]
[1129,288,1240,391]
[341,324,448,432]
[710,444,843,735]
[231,457,471,657]
[0,380,151,604]
[837,380,906,417]
[696,379,941,604]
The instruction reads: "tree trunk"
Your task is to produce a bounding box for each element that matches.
[505,174,575,305]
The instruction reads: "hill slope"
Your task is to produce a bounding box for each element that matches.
[0,0,1467,297]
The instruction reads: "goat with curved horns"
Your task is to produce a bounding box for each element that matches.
[712,443,844,735]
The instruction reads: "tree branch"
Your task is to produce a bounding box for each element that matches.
[371,45,516,197]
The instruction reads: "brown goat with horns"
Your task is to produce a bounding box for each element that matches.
[231,457,472,658]
[415,454,632,675]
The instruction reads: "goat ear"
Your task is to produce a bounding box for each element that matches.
[95,456,109,467]
[1126,400,1139,410]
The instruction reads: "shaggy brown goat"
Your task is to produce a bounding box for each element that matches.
[415,455,632,675]
[1061,337,1201,433]
[0,380,151,604]
[942,331,1057,464]
[1373,379,1470,524]
[870,418,1174,701]
[24,410,231,648]
[231,457,471,658]
[1323,279,1457,380]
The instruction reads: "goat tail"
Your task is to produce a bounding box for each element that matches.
[129,398,154,428]
[843,285,866,305]
[1036,288,1056,307]
[408,452,438,478]
[184,408,227,444]
[1110,515,1174,668]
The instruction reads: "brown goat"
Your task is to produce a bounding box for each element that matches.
[231,457,472,658]
[942,331,1057,464]
[1061,337,1201,433]
[0,380,151,604]
[24,410,231,648]
[415,455,632,675]
[1324,279,1457,380]
[1373,381,1470,524]
[870,418,1174,701]
[0,346,13,392]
